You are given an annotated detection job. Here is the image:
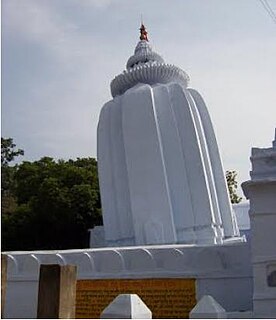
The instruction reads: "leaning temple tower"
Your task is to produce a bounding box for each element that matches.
[97,25,242,247]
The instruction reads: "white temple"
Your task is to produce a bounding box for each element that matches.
[97,25,241,247]
[3,25,275,319]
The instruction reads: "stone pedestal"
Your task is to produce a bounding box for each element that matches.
[242,130,276,318]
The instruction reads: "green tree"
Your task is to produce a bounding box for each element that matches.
[1,137,24,166]
[1,137,24,215]
[2,155,102,251]
[226,170,242,204]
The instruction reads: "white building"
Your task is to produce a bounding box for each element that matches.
[3,26,275,319]
[97,24,241,247]
[242,130,276,318]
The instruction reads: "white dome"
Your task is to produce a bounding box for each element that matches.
[110,40,190,97]
[126,40,164,69]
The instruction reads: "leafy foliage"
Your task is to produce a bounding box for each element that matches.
[1,137,24,166]
[1,137,24,216]
[226,170,242,204]
[2,138,102,251]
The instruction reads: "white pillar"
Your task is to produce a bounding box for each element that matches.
[242,130,276,318]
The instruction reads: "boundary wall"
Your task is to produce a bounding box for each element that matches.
[4,242,252,318]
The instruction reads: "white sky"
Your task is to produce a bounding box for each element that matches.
[2,0,276,195]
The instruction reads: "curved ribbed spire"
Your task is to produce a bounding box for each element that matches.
[110,25,190,97]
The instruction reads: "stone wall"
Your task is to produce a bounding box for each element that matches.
[4,242,252,318]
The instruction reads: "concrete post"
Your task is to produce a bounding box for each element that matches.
[189,295,227,319]
[37,264,77,319]
[100,294,152,319]
[1,254,8,318]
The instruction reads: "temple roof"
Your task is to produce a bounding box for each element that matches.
[126,40,164,69]
[110,25,190,97]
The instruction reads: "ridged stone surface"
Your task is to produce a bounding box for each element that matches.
[111,63,189,97]
[98,82,241,247]
[5,243,251,279]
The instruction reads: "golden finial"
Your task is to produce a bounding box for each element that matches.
[139,21,149,41]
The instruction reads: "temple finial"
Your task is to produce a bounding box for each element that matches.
[139,22,149,41]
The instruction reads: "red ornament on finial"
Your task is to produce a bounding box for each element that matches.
[140,23,149,41]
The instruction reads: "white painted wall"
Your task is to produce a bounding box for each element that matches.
[232,202,250,231]
[242,131,276,318]
[3,243,252,318]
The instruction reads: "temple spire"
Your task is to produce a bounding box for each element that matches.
[139,23,149,41]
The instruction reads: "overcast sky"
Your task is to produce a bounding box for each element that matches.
[2,0,276,193]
